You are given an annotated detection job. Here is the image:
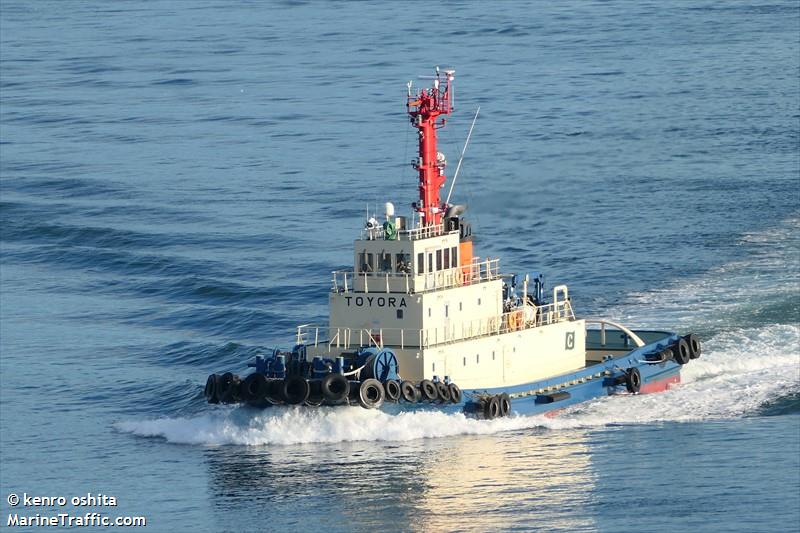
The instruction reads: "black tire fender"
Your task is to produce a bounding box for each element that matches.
[241,373,269,403]
[321,373,350,404]
[384,379,401,402]
[419,379,437,402]
[672,338,691,365]
[264,379,283,404]
[436,382,451,403]
[498,393,511,417]
[358,378,385,410]
[218,372,240,403]
[204,374,219,404]
[685,333,701,359]
[448,383,462,404]
[400,380,417,403]
[625,367,642,394]
[282,376,310,405]
[484,396,500,420]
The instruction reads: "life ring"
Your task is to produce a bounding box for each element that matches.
[625,368,642,394]
[506,313,516,331]
[436,271,444,287]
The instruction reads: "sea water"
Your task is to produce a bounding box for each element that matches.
[1,1,798,531]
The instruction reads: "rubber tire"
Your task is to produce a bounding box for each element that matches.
[498,393,511,417]
[204,374,219,404]
[625,368,642,394]
[448,383,462,404]
[484,396,500,420]
[358,378,385,410]
[321,373,350,404]
[241,373,269,403]
[437,382,451,403]
[384,379,401,402]
[419,379,438,402]
[264,379,283,404]
[672,338,691,365]
[306,378,323,406]
[685,333,701,359]
[304,398,324,406]
[218,372,240,404]
[400,380,417,403]
[282,376,310,405]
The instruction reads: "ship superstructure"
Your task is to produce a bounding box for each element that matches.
[204,68,701,418]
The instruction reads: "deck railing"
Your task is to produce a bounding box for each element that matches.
[295,298,576,352]
[331,257,501,294]
[361,223,454,241]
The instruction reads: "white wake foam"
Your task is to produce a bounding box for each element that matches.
[115,407,542,446]
[116,323,798,446]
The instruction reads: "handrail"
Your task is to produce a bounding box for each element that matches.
[584,319,646,348]
[331,257,501,294]
[296,298,576,352]
[361,223,456,241]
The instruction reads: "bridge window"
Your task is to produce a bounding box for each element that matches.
[445,305,449,318]
[380,252,392,272]
[436,249,442,270]
[359,252,374,272]
[443,248,450,269]
[476,354,480,364]
[417,252,424,274]
[463,357,466,366]
[396,253,411,273]
[452,246,458,266]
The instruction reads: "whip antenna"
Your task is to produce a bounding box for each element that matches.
[445,106,480,206]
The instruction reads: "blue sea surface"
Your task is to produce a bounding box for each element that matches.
[1,1,799,531]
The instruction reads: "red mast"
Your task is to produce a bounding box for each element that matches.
[407,67,455,227]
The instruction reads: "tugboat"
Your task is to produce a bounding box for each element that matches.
[203,68,701,419]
